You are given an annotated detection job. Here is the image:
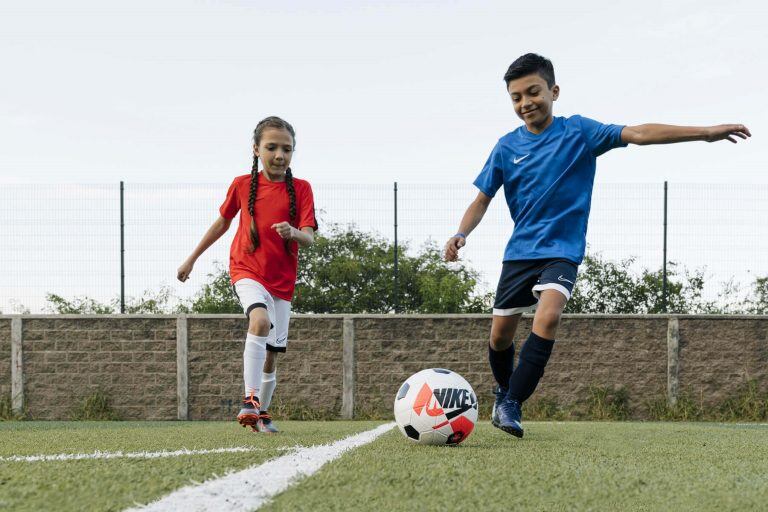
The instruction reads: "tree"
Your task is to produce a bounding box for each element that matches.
[187,263,242,313]
[45,286,186,314]
[567,253,714,314]
[567,252,768,314]
[293,226,492,313]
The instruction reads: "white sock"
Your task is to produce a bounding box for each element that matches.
[243,333,267,398]
[260,371,277,411]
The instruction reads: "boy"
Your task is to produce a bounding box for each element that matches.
[444,53,750,438]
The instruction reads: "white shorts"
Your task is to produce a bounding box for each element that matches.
[233,278,291,353]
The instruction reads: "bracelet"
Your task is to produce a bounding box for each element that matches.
[454,233,466,239]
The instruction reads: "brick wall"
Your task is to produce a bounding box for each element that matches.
[187,316,344,420]
[1,315,766,420]
[678,317,768,402]
[21,317,177,420]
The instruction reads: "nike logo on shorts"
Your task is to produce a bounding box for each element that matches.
[557,275,574,285]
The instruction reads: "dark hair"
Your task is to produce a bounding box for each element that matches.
[503,53,555,88]
[248,116,297,252]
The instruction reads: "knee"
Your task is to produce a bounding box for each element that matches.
[490,331,513,351]
[248,314,271,336]
[537,307,562,331]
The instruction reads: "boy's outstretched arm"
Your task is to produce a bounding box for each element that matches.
[621,123,751,145]
[444,191,492,262]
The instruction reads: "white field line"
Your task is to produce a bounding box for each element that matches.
[126,422,396,512]
[0,446,296,463]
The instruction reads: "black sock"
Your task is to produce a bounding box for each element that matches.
[507,332,554,403]
[488,343,515,390]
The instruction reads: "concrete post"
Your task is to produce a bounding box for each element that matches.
[342,317,355,419]
[667,316,680,406]
[176,315,189,420]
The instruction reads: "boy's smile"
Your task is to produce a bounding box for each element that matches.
[507,73,559,135]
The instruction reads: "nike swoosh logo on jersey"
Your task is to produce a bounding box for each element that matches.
[513,154,530,164]
[557,275,574,285]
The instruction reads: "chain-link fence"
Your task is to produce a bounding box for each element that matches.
[1,182,767,313]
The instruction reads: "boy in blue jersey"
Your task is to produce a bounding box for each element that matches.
[444,53,751,438]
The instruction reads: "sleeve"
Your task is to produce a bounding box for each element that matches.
[472,141,505,197]
[576,115,628,157]
[219,178,241,219]
[296,182,318,231]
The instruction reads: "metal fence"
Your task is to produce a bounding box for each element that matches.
[1,182,767,313]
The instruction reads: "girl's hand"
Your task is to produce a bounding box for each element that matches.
[271,222,296,241]
[177,260,194,282]
[705,124,751,143]
[444,235,466,262]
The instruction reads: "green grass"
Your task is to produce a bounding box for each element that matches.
[264,422,768,512]
[1,421,767,512]
[0,421,380,512]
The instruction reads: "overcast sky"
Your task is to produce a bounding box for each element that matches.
[0,0,765,185]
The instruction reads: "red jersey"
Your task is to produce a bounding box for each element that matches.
[219,172,317,301]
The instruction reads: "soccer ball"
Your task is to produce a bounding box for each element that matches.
[393,368,478,446]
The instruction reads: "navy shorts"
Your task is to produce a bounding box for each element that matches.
[492,258,578,316]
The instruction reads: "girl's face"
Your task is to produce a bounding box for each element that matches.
[255,127,294,181]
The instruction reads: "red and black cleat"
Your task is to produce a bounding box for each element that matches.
[237,393,261,432]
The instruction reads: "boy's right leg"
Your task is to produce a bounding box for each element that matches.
[489,314,521,426]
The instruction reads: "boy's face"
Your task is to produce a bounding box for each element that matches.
[507,73,559,132]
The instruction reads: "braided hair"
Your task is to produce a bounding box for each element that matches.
[248,116,298,253]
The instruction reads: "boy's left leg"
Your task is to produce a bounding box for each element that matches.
[507,289,566,403]
[497,259,577,437]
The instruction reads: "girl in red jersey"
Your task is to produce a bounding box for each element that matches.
[177,116,317,433]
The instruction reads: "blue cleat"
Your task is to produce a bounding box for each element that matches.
[496,398,524,438]
[491,386,507,427]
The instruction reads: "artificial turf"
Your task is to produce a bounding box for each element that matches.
[0,420,380,512]
[263,422,768,512]
[1,421,767,512]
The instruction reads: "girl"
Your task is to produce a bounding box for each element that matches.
[177,116,317,433]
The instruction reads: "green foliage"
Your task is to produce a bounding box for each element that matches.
[743,277,768,314]
[45,293,116,314]
[46,286,189,314]
[294,225,492,313]
[584,385,631,420]
[645,395,705,421]
[566,252,768,314]
[567,254,708,314]
[187,263,241,313]
[524,397,572,421]
[717,380,768,421]
[269,397,339,421]
[0,395,27,421]
[70,389,122,421]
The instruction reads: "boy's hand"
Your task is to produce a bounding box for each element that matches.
[271,222,296,240]
[705,124,751,143]
[177,260,194,282]
[444,235,466,262]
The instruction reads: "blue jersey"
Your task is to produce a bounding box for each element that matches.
[473,115,626,264]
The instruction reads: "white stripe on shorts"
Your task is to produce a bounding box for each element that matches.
[532,282,571,300]
[492,305,536,316]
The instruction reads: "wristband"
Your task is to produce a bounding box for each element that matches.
[454,233,466,239]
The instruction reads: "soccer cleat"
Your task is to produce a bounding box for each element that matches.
[491,385,507,427]
[495,398,524,438]
[256,411,280,434]
[237,393,261,431]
